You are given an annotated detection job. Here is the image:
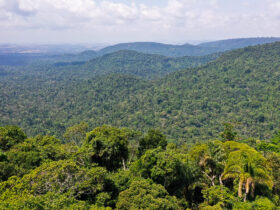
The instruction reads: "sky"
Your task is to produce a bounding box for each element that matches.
[0,0,280,44]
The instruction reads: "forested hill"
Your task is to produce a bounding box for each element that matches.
[97,42,217,57]
[81,50,219,79]
[198,37,280,51]
[128,41,280,141]
[72,41,280,142]
[1,42,280,141]
[0,49,218,83]
[96,37,280,57]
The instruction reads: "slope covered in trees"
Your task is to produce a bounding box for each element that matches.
[82,50,219,79]
[1,42,280,142]
[115,42,280,141]
[0,124,279,209]
[0,49,218,80]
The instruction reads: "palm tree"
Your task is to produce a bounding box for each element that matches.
[190,140,226,187]
[222,142,273,201]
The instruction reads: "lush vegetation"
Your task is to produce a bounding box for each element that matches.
[0,49,218,137]
[82,50,219,79]
[0,124,279,209]
[1,39,280,209]
[1,42,280,142]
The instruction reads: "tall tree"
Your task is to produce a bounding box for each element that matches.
[63,122,88,146]
[138,129,167,157]
[0,126,27,151]
[190,140,226,187]
[222,141,273,201]
[220,123,237,142]
[83,125,129,171]
[116,179,181,210]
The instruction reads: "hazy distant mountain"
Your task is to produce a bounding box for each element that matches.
[0,50,98,66]
[96,37,280,57]
[97,42,217,57]
[1,38,279,66]
[198,37,280,51]
[1,37,280,67]
[0,44,101,54]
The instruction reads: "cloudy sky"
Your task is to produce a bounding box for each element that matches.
[0,0,280,44]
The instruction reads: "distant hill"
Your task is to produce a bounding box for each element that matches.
[0,51,98,66]
[81,50,219,79]
[0,44,102,54]
[1,37,279,66]
[97,42,218,57]
[95,37,280,57]
[198,37,280,51]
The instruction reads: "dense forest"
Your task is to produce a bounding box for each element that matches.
[1,39,280,209]
[1,42,280,142]
[0,124,279,209]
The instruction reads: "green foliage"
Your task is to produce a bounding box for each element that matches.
[222,141,273,201]
[220,123,237,142]
[0,125,27,151]
[83,50,218,80]
[0,192,90,210]
[267,152,280,197]
[190,140,226,186]
[0,135,76,181]
[116,179,182,210]
[0,124,279,208]
[0,161,15,182]
[257,141,279,154]
[233,197,275,210]
[2,41,280,208]
[83,125,129,171]
[108,170,133,193]
[63,122,88,145]
[253,197,276,209]
[271,130,280,145]
[2,42,280,142]
[201,185,234,208]
[138,129,168,156]
[132,147,196,196]
[0,160,114,205]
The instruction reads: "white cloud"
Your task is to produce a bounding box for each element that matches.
[18,0,38,12]
[0,0,279,43]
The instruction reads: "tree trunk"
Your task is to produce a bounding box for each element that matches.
[202,171,216,186]
[211,176,215,186]
[244,177,253,201]
[250,182,255,198]
[238,178,243,198]
[219,175,223,185]
[122,158,127,170]
[244,193,247,202]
